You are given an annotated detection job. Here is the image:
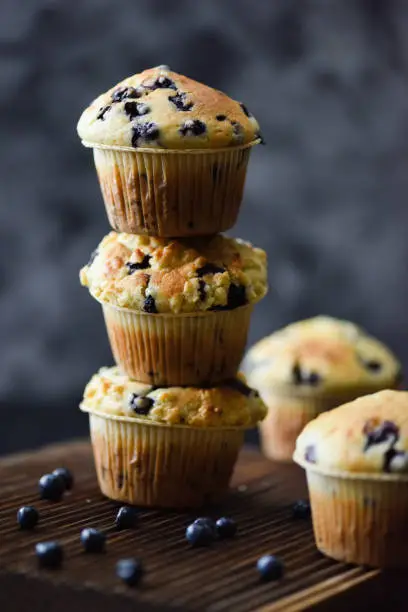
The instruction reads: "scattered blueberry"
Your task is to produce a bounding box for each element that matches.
[193,517,217,538]
[216,114,227,121]
[169,92,193,111]
[126,255,151,273]
[185,522,214,547]
[39,473,65,502]
[292,500,311,520]
[112,86,142,102]
[17,506,39,530]
[96,105,111,120]
[115,506,139,530]
[239,102,252,117]
[116,558,144,586]
[257,555,284,581]
[124,101,150,119]
[132,122,160,147]
[179,119,206,137]
[129,394,154,415]
[216,517,237,539]
[143,295,158,313]
[80,528,106,553]
[196,263,225,277]
[52,468,74,491]
[35,542,63,569]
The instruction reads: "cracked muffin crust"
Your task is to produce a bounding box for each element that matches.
[295,390,408,474]
[81,366,267,428]
[80,232,267,314]
[77,65,261,150]
[244,316,401,398]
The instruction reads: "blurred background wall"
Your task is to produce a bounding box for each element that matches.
[1,0,408,454]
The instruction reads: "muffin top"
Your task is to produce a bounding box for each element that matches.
[77,65,261,150]
[295,390,408,475]
[81,366,267,428]
[243,316,401,398]
[80,232,267,314]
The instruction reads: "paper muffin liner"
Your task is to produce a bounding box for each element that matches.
[82,140,259,236]
[81,407,245,508]
[259,394,343,463]
[294,454,408,567]
[98,298,254,386]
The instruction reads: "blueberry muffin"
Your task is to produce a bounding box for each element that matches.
[243,316,401,462]
[77,65,263,236]
[81,366,267,507]
[295,390,408,567]
[80,232,267,385]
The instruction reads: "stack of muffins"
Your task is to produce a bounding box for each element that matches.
[77,66,268,508]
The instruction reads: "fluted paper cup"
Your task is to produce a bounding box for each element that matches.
[82,140,260,236]
[259,394,344,463]
[260,383,402,463]
[294,453,408,567]
[80,406,245,508]
[97,297,254,386]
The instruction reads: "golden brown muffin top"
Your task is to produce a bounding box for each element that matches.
[243,316,401,399]
[80,232,267,314]
[80,366,267,428]
[77,66,261,150]
[295,390,408,474]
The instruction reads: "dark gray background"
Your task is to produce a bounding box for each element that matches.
[1,0,408,454]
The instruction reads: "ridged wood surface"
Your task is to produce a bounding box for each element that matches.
[0,441,403,611]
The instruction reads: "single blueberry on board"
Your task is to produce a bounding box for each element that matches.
[215,517,237,539]
[115,506,139,530]
[35,542,63,569]
[185,522,214,547]
[193,517,217,539]
[52,468,74,491]
[17,506,39,530]
[292,500,311,520]
[257,555,284,581]
[116,558,144,586]
[80,528,106,553]
[39,474,65,502]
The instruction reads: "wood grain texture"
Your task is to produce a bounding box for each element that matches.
[0,441,405,611]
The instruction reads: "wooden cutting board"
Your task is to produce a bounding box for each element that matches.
[0,441,404,611]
